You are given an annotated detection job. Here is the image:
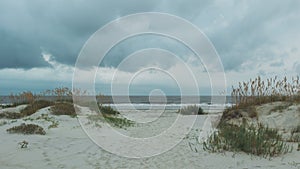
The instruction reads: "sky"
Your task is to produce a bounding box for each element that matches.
[0,0,300,96]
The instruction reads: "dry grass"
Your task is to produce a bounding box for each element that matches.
[231,76,300,108]
[221,76,300,123]
[8,91,36,105]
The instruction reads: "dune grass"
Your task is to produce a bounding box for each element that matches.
[204,76,300,158]
[231,76,300,109]
[203,121,292,158]
[87,106,134,128]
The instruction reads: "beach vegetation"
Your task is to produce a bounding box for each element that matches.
[203,121,292,158]
[99,105,120,115]
[178,105,205,115]
[0,112,23,119]
[0,100,54,119]
[289,125,300,142]
[231,76,300,109]
[50,102,76,117]
[87,114,134,128]
[7,123,46,135]
[21,100,54,117]
[87,106,134,128]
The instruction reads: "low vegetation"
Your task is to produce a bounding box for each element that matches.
[0,100,54,119]
[99,105,120,115]
[289,125,300,142]
[50,102,76,117]
[203,121,292,158]
[0,112,23,119]
[24,114,59,129]
[221,106,258,122]
[87,106,134,128]
[178,105,205,115]
[21,100,54,117]
[203,76,300,158]
[7,123,46,135]
[87,114,134,129]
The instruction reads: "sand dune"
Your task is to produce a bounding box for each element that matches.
[0,105,299,169]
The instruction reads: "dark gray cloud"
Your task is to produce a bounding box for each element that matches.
[0,0,299,72]
[0,0,160,69]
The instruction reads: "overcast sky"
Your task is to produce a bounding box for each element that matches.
[0,0,300,95]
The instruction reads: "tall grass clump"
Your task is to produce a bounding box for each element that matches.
[231,76,300,109]
[8,91,37,106]
[203,121,292,158]
[178,105,205,115]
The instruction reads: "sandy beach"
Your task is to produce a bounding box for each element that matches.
[0,105,299,169]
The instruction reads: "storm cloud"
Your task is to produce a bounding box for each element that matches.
[0,0,160,69]
[0,0,300,72]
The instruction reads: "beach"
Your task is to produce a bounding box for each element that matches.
[0,105,299,169]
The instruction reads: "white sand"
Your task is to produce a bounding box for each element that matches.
[0,105,299,169]
[256,102,300,139]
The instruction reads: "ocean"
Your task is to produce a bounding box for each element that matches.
[0,95,233,112]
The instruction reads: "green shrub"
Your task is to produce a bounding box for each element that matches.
[103,115,134,128]
[87,106,134,129]
[178,105,205,115]
[87,114,134,129]
[50,102,76,117]
[203,121,292,158]
[7,123,46,135]
[99,105,120,115]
